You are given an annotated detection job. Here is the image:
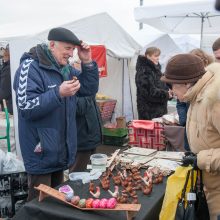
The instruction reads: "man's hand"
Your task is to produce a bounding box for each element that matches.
[77,41,92,64]
[59,79,80,97]
[182,152,198,169]
[168,89,173,99]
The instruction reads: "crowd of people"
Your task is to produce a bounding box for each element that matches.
[134,37,220,219]
[2,25,220,219]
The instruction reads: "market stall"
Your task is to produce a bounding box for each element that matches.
[12,178,166,220]
[12,146,183,220]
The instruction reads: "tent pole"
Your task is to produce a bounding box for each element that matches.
[127,59,135,119]
[139,0,144,29]
[200,15,205,49]
[122,59,125,116]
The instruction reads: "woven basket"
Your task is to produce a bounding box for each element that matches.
[96,99,117,122]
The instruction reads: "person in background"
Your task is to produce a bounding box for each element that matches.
[135,47,172,120]
[190,48,214,66]
[176,100,190,151]
[212,37,220,63]
[69,60,102,172]
[0,45,13,114]
[13,27,99,201]
[161,53,220,219]
[176,49,214,151]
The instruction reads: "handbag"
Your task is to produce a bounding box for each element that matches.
[195,170,210,220]
[175,168,210,220]
[184,169,196,220]
[175,169,191,220]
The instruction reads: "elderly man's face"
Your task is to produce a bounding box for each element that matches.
[213,49,220,63]
[171,84,189,102]
[50,41,75,66]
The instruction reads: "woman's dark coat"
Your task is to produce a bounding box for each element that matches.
[0,61,13,114]
[135,55,169,120]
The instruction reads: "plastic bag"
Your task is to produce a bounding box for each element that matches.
[159,166,195,220]
[3,152,25,173]
[69,170,102,184]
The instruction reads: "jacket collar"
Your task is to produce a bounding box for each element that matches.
[34,44,55,69]
[136,55,161,72]
[25,44,58,71]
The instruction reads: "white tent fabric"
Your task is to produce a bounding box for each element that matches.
[3,13,140,157]
[200,34,220,53]
[134,0,220,47]
[171,35,200,53]
[130,27,163,46]
[134,0,218,34]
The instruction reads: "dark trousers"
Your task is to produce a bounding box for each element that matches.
[69,149,96,173]
[27,170,64,201]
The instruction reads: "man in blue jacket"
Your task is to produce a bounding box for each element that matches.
[13,27,99,201]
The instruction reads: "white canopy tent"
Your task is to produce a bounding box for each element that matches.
[1,12,141,157]
[200,34,220,53]
[171,35,200,53]
[134,0,220,48]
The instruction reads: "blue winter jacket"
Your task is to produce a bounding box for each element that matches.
[176,99,190,151]
[13,44,99,174]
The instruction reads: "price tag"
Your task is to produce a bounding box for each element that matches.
[187,192,196,201]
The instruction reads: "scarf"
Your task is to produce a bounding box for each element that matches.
[183,71,214,103]
[41,44,70,80]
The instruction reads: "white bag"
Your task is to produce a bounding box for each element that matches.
[3,152,25,173]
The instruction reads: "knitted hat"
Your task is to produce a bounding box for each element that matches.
[48,27,81,46]
[161,54,206,84]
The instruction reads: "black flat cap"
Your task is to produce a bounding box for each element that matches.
[48,27,81,46]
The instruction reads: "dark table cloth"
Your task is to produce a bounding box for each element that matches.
[12,176,167,220]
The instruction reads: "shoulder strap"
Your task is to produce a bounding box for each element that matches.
[180,169,191,200]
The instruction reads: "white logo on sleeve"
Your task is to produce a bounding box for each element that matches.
[48,84,57,88]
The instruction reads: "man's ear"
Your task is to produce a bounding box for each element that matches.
[49,41,55,50]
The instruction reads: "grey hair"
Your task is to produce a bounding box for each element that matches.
[48,41,59,49]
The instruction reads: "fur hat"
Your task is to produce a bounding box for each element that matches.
[161,54,206,84]
[48,27,81,46]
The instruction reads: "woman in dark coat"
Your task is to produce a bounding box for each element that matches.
[135,47,171,120]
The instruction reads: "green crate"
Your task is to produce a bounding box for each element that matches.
[103,135,128,146]
[102,127,128,137]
